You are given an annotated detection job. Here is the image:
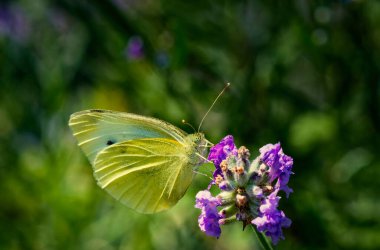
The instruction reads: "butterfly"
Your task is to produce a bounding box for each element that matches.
[69,109,208,214]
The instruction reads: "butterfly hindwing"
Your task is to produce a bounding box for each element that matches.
[94,138,194,213]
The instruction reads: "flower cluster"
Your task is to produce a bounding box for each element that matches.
[195,135,293,245]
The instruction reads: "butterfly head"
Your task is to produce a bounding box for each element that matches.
[186,132,208,165]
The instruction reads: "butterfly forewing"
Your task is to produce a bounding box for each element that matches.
[69,110,188,165]
[94,138,194,213]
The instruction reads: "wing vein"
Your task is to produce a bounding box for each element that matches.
[153,161,180,211]
[100,159,172,187]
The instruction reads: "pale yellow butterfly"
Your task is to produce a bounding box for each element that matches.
[69,109,208,214]
[69,84,229,214]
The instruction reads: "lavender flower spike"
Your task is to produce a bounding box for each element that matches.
[195,135,294,245]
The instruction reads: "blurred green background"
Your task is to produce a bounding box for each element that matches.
[1,0,379,249]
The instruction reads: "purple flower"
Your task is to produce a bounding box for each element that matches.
[259,190,280,214]
[252,191,291,245]
[260,143,294,197]
[208,135,237,179]
[125,36,144,60]
[0,4,30,42]
[252,210,291,245]
[218,180,232,191]
[195,190,222,238]
[195,190,221,208]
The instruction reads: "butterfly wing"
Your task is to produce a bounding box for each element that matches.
[68,110,187,165]
[94,137,194,213]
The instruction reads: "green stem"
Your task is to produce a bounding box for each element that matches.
[252,225,274,250]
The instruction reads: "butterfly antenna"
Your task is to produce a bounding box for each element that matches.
[182,119,196,132]
[198,82,230,132]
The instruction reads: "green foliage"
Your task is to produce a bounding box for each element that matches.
[0,0,379,249]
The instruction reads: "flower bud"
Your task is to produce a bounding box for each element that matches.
[259,163,267,173]
[254,186,263,196]
[238,146,251,170]
[217,191,235,206]
[248,158,260,175]
[234,167,248,187]
[214,174,224,185]
[219,215,237,225]
[220,159,228,172]
[238,146,250,159]
[221,155,236,182]
[219,204,237,218]
[236,193,248,208]
[235,166,245,175]
[263,185,274,194]
[246,185,264,199]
